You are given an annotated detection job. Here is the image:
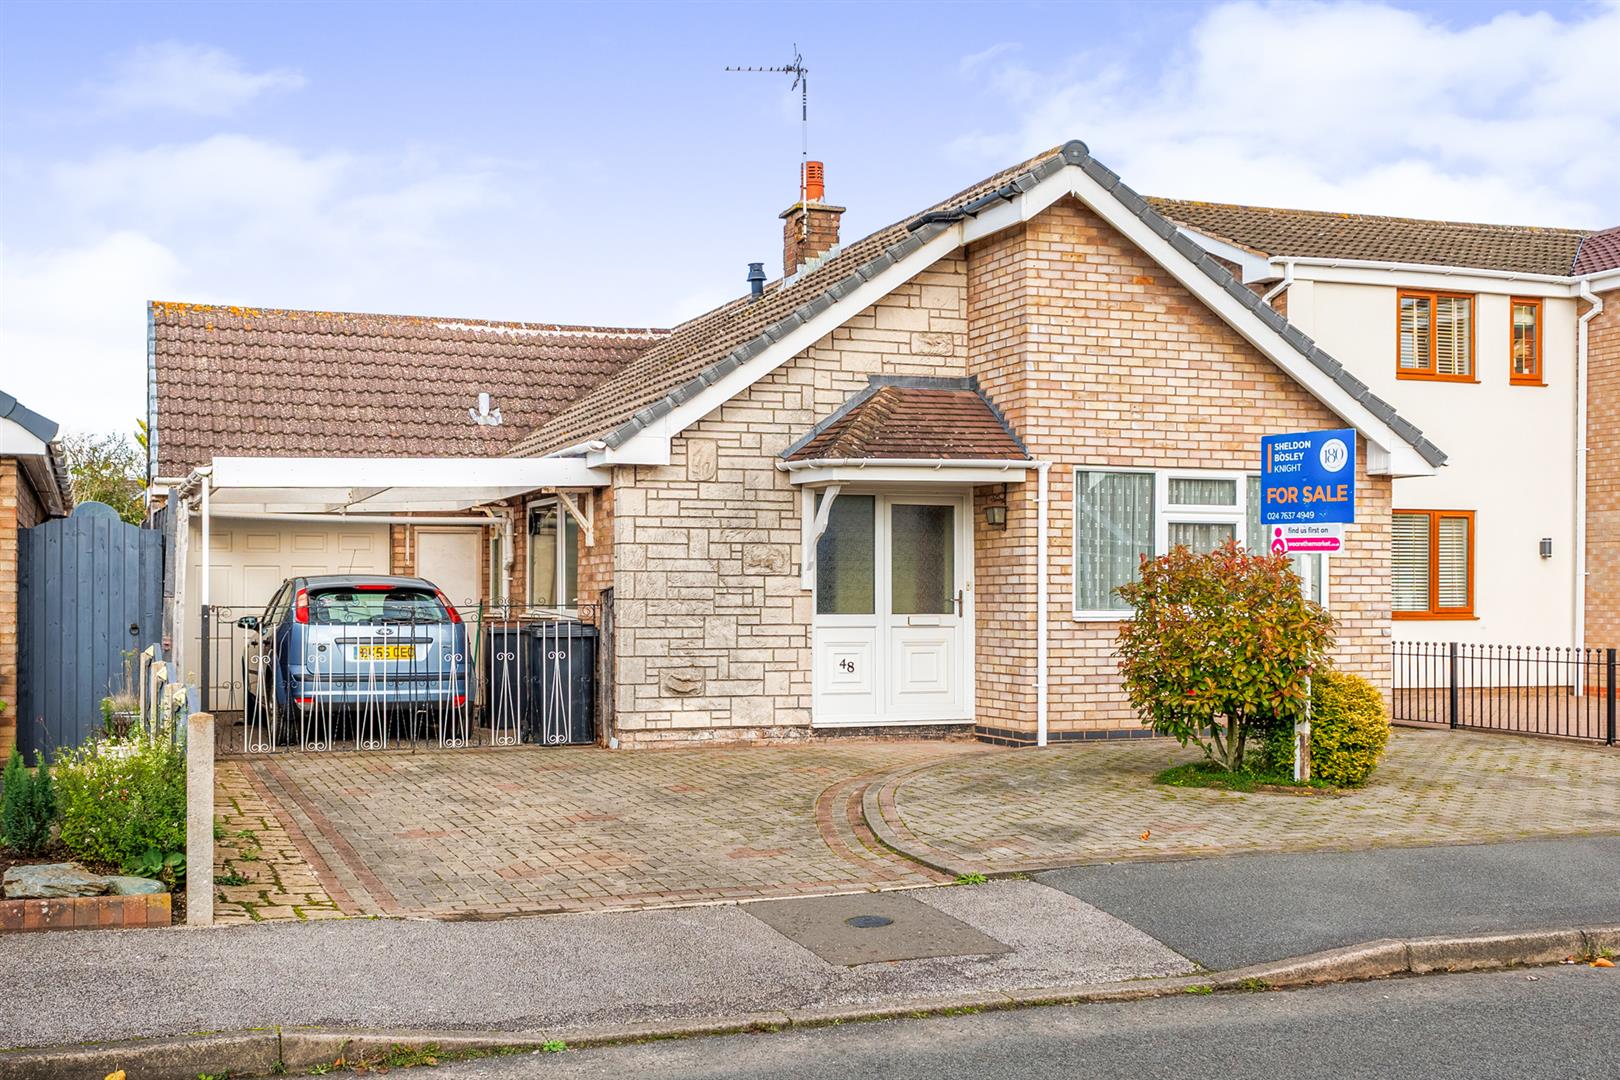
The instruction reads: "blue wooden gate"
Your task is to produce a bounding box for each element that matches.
[16,501,164,759]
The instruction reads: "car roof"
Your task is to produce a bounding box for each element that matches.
[298,574,438,589]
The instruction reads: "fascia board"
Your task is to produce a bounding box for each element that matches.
[1292,262,1575,298]
[610,224,965,460]
[1178,230,1277,284]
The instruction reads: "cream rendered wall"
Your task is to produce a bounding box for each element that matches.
[1292,279,1579,647]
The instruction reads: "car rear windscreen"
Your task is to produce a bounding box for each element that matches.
[308,587,448,625]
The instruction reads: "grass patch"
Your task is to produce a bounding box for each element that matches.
[1183,984,1214,995]
[1154,761,1340,795]
[953,873,989,886]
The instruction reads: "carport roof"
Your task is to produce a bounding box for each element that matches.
[186,455,607,515]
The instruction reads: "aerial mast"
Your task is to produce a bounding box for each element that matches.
[726,46,811,237]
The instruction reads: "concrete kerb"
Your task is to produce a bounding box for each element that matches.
[7,926,1613,1079]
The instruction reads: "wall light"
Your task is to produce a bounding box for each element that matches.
[984,504,1008,528]
[1539,537,1553,559]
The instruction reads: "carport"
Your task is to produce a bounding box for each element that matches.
[160,455,607,748]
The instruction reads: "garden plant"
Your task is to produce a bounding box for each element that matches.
[1116,540,1334,773]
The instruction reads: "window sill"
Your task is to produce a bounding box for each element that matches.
[1073,612,1132,623]
[1393,611,1478,621]
[1509,378,1546,388]
[1396,372,1479,384]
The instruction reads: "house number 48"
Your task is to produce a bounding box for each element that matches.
[838,658,857,673]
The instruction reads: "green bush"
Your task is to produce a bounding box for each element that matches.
[55,735,186,874]
[1308,670,1390,786]
[1116,540,1333,772]
[1,749,58,854]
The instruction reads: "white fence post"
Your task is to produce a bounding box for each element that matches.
[186,711,215,926]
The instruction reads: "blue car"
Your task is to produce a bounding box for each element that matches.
[238,575,470,744]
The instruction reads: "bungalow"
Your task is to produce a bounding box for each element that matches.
[152,140,1469,748]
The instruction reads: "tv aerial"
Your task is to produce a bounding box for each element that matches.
[727,46,813,230]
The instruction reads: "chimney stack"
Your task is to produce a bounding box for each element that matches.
[780,160,844,278]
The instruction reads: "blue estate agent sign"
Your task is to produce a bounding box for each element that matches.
[1260,428,1356,528]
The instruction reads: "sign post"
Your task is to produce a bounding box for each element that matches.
[1259,428,1357,783]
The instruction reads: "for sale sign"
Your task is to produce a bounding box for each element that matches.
[1260,429,1356,553]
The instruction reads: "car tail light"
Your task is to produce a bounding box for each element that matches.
[295,697,316,706]
[435,589,462,624]
[294,588,309,624]
[453,694,466,708]
[354,583,394,591]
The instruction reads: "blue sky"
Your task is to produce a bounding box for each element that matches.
[3,0,1617,435]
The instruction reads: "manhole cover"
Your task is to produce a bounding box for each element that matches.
[845,914,894,928]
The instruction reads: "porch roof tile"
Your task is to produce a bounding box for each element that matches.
[783,378,1028,462]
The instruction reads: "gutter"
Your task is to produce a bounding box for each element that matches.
[1260,258,1294,307]
[1575,279,1605,658]
[1270,256,1580,287]
[777,457,1038,473]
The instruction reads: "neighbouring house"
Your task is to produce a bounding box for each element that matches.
[1151,201,1620,654]
[1,391,72,750]
[152,140,1470,748]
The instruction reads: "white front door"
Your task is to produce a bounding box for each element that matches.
[812,491,971,727]
[416,528,483,612]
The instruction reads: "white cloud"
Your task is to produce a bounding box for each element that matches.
[950,1,1620,225]
[2,134,525,435]
[0,232,184,437]
[87,41,304,116]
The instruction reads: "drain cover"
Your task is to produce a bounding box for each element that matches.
[747,892,1011,966]
[845,914,894,928]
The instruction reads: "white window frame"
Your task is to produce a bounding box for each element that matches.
[1072,466,1328,621]
[523,494,585,611]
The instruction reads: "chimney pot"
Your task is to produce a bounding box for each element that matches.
[802,160,825,203]
[779,161,844,277]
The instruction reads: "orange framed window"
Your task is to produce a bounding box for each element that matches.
[1510,297,1543,385]
[1392,509,1475,618]
[1397,290,1474,381]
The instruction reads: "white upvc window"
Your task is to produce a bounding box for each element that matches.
[1073,467,1326,620]
[525,495,581,609]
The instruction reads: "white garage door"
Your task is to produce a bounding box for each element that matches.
[187,518,390,706]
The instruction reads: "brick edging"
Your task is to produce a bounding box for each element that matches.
[0,893,171,932]
[858,754,995,878]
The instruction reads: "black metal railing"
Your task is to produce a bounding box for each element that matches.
[1392,641,1617,745]
[201,601,599,754]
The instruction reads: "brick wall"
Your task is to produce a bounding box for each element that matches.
[1587,291,1620,648]
[610,260,971,744]
[1,460,50,751]
[606,197,1394,745]
[965,199,1391,737]
[1,460,22,750]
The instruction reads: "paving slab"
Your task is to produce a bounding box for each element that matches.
[746,890,1010,966]
[1039,835,1620,969]
[876,730,1620,874]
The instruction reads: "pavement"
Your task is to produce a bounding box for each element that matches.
[1038,834,1620,968]
[0,879,1192,1049]
[426,966,1620,1080]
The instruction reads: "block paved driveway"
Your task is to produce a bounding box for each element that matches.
[214,741,969,923]
[871,730,1620,875]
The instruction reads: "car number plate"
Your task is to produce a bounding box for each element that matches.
[354,644,417,661]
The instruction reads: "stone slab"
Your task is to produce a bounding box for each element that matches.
[744,890,1011,967]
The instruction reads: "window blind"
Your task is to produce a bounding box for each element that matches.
[1399,295,1430,371]
[1434,295,1471,376]
[1392,512,1431,611]
[1437,515,1470,609]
